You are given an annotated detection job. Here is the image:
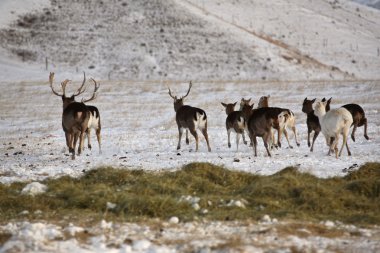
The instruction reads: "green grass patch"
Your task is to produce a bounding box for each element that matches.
[0,162,379,226]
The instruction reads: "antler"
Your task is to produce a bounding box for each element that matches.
[73,72,87,96]
[168,86,176,99]
[181,81,192,99]
[49,72,64,96]
[81,78,100,103]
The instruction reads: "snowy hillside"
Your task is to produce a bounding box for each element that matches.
[1,0,380,81]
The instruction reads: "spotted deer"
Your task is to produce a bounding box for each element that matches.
[168,82,211,152]
[81,78,101,153]
[221,101,254,151]
[49,72,99,159]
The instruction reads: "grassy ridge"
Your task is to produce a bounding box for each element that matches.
[0,163,379,225]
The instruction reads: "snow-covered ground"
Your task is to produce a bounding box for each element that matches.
[0,79,379,184]
[1,0,380,252]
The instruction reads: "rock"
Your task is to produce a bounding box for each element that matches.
[21,182,47,196]
[261,214,272,223]
[169,216,179,224]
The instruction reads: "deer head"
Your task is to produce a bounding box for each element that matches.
[302,97,316,114]
[221,102,237,115]
[239,98,251,110]
[49,72,86,109]
[168,81,192,112]
[258,95,270,108]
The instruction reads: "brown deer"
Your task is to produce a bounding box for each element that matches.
[239,98,252,110]
[168,82,211,152]
[258,95,270,108]
[221,101,254,151]
[246,107,289,157]
[258,95,300,148]
[49,72,98,159]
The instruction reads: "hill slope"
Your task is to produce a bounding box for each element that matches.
[1,0,379,81]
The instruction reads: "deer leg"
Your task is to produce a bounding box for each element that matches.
[252,135,258,157]
[333,134,340,159]
[340,131,351,157]
[236,133,240,151]
[351,123,357,142]
[227,128,232,148]
[307,129,311,148]
[186,130,190,145]
[66,132,73,154]
[276,127,282,148]
[177,127,184,150]
[78,130,86,155]
[87,128,92,150]
[263,132,272,157]
[201,127,211,152]
[310,130,319,152]
[283,128,293,149]
[96,128,102,154]
[292,126,300,147]
[363,118,369,140]
[242,131,248,145]
[72,133,79,160]
[189,128,199,152]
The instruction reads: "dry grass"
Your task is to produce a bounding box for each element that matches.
[0,162,379,226]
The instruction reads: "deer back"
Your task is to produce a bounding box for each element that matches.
[176,105,207,130]
[62,102,90,133]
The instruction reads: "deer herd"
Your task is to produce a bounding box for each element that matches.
[49,74,369,160]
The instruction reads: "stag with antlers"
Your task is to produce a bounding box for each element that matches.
[49,72,100,159]
[168,82,211,152]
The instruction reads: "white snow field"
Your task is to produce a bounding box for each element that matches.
[1,0,380,252]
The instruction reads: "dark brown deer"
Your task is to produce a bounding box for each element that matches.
[324,98,369,142]
[302,98,320,152]
[168,82,211,152]
[246,107,289,157]
[50,72,96,159]
[221,102,254,151]
[302,97,333,152]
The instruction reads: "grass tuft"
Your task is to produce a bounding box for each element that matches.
[0,162,379,225]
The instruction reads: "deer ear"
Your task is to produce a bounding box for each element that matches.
[328,97,332,102]
[221,102,227,108]
[322,97,326,102]
[267,95,270,98]
[311,98,316,103]
[304,97,307,102]
[233,102,237,106]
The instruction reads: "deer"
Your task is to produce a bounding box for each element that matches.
[49,72,99,159]
[168,82,211,152]
[221,101,254,151]
[239,98,252,110]
[314,100,353,158]
[246,107,289,157]
[82,78,101,153]
[258,95,300,149]
[324,98,369,142]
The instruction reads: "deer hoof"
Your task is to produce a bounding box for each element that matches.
[307,142,311,147]
[243,141,248,145]
[351,135,356,142]
[177,146,181,150]
[88,145,92,150]
[364,135,369,140]
[297,143,300,147]
[186,139,189,145]
[228,143,231,148]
